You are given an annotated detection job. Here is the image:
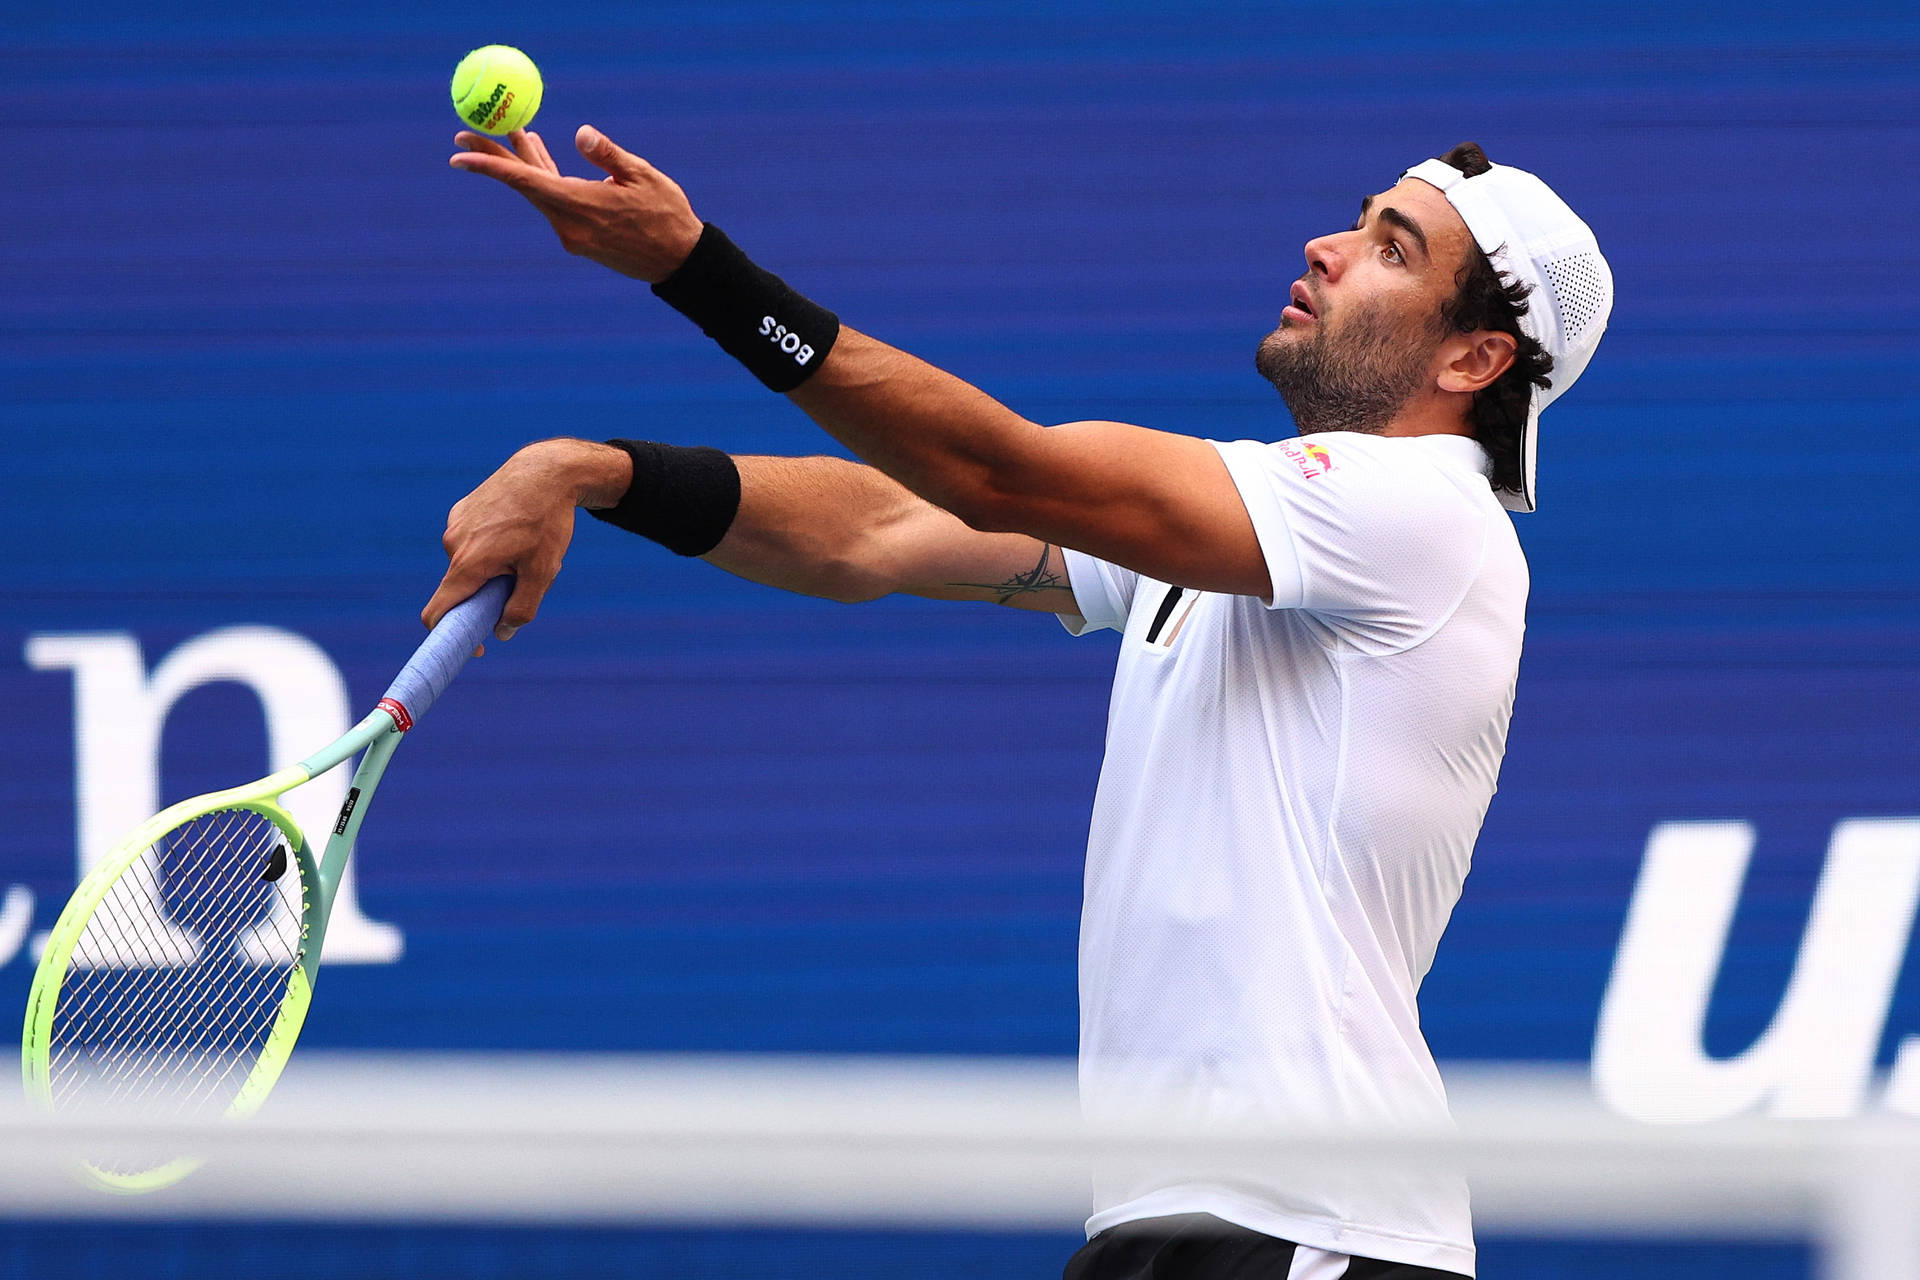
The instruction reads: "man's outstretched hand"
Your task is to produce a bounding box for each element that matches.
[451,125,705,283]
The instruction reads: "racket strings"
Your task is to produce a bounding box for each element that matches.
[58,812,259,1061]
[47,808,308,1140]
[77,838,193,970]
[59,828,293,1075]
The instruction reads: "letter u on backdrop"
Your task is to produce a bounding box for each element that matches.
[1593,818,1920,1121]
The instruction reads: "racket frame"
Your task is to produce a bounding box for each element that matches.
[20,708,403,1192]
[20,576,509,1192]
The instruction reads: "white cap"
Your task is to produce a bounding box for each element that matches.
[1402,156,1613,513]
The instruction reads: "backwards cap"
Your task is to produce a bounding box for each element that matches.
[1402,156,1613,513]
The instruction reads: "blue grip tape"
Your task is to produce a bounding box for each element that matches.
[380,576,513,729]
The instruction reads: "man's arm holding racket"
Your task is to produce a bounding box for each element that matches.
[445,125,1267,602]
[424,438,1083,635]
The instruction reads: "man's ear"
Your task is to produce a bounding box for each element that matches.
[1436,330,1517,395]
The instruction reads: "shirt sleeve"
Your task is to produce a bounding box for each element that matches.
[1211,436,1491,653]
[1056,545,1139,636]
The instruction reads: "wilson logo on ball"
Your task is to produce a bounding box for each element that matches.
[464,82,510,128]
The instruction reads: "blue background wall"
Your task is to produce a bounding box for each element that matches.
[4,1,1917,1276]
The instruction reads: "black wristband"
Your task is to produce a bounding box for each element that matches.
[587,439,741,557]
[651,223,840,393]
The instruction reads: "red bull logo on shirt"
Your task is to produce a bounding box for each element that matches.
[1280,439,1336,480]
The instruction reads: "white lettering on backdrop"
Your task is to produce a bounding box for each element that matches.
[1594,819,1920,1120]
[22,628,402,965]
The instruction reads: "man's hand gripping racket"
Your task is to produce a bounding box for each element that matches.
[19,578,512,1191]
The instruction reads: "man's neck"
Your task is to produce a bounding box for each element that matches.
[1376,391,1477,439]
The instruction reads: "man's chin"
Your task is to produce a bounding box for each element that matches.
[1257,322,1315,359]
[1253,331,1303,388]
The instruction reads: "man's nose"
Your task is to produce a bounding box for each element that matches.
[1303,231,1343,281]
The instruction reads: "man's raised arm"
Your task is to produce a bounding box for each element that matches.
[422,438,1082,637]
[447,125,1268,601]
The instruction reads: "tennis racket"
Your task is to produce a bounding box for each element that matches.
[20,577,512,1192]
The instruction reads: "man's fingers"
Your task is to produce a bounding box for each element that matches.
[449,147,568,200]
[575,124,655,183]
[454,131,518,160]
[495,575,552,641]
[512,128,561,176]
[422,562,492,630]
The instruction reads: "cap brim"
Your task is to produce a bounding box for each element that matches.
[1496,390,1540,513]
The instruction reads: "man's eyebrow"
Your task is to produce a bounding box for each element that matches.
[1359,193,1436,260]
[1378,206,1429,259]
[1354,194,1430,261]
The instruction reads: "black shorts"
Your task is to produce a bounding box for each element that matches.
[1063,1213,1472,1280]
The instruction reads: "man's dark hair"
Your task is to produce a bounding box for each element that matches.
[1433,141,1554,496]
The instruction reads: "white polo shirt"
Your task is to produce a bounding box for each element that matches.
[1059,430,1527,1277]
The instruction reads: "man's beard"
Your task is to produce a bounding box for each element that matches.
[1254,303,1440,436]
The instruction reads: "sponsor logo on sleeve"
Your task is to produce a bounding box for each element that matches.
[1279,440,1336,480]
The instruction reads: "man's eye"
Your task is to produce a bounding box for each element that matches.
[1383,242,1405,264]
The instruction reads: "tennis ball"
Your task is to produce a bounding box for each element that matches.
[451,45,543,136]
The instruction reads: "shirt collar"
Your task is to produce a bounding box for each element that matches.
[1415,432,1493,479]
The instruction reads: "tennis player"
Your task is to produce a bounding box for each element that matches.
[428,124,1611,1279]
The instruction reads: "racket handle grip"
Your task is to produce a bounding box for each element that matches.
[380,576,513,730]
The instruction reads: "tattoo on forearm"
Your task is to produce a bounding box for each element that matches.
[950,543,1074,605]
